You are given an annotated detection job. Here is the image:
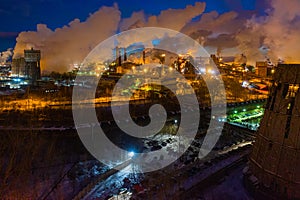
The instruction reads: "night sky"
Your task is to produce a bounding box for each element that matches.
[0,0,268,51]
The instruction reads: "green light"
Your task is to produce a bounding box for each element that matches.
[243,109,246,112]
[234,110,238,114]
[257,105,260,108]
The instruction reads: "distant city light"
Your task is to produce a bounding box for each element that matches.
[208,69,215,74]
[200,68,206,73]
[128,151,135,158]
[13,78,21,82]
[242,81,249,88]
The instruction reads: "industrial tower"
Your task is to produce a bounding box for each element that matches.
[24,48,41,84]
[244,64,300,199]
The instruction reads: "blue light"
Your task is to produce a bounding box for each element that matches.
[128,151,135,158]
[13,78,21,82]
[152,39,160,46]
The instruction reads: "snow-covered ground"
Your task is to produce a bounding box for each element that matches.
[190,162,253,200]
[132,144,252,199]
[83,164,136,199]
[80,125,254,199]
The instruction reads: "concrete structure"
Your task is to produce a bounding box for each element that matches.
[12,48,41,85]
[245,64,300,199]
[24,48,41,83]
[12,57,26,77]
[255,61,268,77]
[255,61,275,78]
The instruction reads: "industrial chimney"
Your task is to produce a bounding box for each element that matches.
[244,64,300,199]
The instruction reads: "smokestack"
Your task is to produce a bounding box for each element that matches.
[116,46,120,66]
[118,49,122,66]
[124,48,127,62]
[142,50,145,64]
[216,47,221,57]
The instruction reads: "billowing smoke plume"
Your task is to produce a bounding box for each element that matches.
[0,48,13,64]
[236,0,300,65]
[118,3,246,58]
[181,11,245,56]
[14,4,121,72]
[13,0,300,72]
[120,2,206,31]
[14,2,207,72]
[117,2,206,50]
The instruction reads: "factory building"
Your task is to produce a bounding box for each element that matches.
[255,61,275,78]
[11,57,26,76]
[12,48,41,85]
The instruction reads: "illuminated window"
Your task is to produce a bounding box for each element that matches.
[287,103,291,110]
[284,84,299,99]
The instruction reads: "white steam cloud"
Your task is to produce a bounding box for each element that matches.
[116,2,206,53]
[13,0,300,72]
[120,2,206,31]
[0,48,13,64]
[236,0,300,65]
[14,4,121,72]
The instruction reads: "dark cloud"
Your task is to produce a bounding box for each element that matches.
[0,32,19,38]
[205,34,238,49]
[189,30,212,40]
